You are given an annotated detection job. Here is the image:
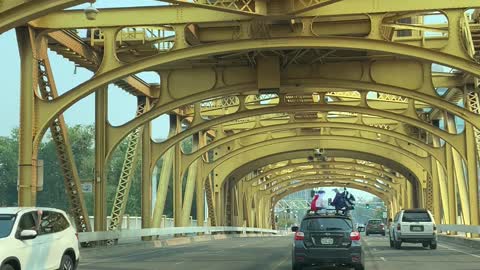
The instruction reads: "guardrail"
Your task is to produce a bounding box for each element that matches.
[438,224,480,234]
[78,226,278,243]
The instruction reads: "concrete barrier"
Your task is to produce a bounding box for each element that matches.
[438,234,480,249]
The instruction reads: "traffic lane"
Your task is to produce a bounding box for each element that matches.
[362,234,480,270]
[79,236,294,270]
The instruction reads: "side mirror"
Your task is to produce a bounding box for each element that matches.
[291,226,299,232]
[358,227,365,232]
[19,230,37,240]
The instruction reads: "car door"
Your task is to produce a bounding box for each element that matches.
[38,211,70,270]
[14,211,47,270]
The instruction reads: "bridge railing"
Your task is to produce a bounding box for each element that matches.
[78,226,278,244]
[438,224,480,235]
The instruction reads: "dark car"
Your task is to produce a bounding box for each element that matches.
[291,210,365,270]
[366,219,385,236]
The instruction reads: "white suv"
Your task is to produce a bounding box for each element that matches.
[0,207,80,270]
[388,208,437,250]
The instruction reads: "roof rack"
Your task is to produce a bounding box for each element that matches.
[305,208,350,217]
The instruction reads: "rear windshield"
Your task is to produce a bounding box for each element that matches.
[301,218,353,232]
[368,220,382,224]
[0,214,16,238]
[402,212,431,222]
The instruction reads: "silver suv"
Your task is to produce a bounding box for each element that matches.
[388,208,437,249]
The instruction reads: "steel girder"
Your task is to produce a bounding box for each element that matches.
[33,37,480,140]
[0,0,88,33]
[29,1,480,29]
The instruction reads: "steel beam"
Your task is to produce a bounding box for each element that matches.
[141,98,153,231]
[1,0,87,33]
[94,86,108,232]
[16,27,36,207]
[29,1,480,29]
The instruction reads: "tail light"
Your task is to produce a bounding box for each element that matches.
[350,231,361,241]
[294,232,305,241]
[397,223,401,231]
[380,224,385,229]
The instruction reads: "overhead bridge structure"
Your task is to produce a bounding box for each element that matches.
[2,0,480,236]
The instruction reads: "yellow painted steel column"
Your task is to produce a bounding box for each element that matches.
[16,27,36,207]
[141,98,152,230]
[432,138,450,223]
[181,134,199,226]
[151,115,177,227]
[446,145,457,227]
[466,122,479,230]
[431,159,442,224]
[94,86,108,232]
[173,117,183,226]
[446,115,470,225]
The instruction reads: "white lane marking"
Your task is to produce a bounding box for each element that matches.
[380,257,386,261]
[439,244,480,259]
[239,244,247,247]
[270,256,289,270]
[175,261,185,265]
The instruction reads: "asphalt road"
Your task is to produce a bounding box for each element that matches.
[78,235,480,270]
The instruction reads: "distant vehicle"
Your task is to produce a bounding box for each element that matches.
[291,209,364,270]
[0,207,80,270]
[388,208,437,250]
[356,223,365,232]
[365,219,385,236]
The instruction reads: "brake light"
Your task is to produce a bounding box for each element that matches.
[294,232,305,241]
[350,231,361,241]
[397,223,401,230]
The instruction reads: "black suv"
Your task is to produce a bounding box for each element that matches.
[292,210,364,270]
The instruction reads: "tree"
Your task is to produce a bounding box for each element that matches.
[0,129,19,206]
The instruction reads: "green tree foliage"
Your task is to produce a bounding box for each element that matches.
[0,129,19,206]
[0,125,205,221]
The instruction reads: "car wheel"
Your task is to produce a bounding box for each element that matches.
[366,232,369,236]
[430,242,437,250]
[382,232,385,236]
[292,263,303,270]
[422,243,429,248]
[59,254,74,270]
[1,264,15,270]
[354,264,365,270]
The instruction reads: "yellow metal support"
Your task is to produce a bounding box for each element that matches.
[173,117,183,226]
[109,100,146,232]
[16,26,36,207]
[94,86,108,232]
[36,39,91,232]
[141,98,152,230]
[181,134,199,226]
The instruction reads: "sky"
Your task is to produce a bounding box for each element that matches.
[0,0,170,139]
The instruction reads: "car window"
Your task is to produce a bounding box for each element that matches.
[39,211,70,235]
[301,218,353,231]
[402,212,431,222]
[17,212,37,233]
[0,214,16,238]
[368,220,382,224]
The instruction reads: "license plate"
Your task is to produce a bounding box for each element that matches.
[321,237,334,245]
[411,226,423,232]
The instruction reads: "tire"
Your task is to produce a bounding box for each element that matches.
[59,254,74,270]
[292,263,303,270]
[430,242,437,250]
[422,243,429,248]
[354,264,365,270]
[366,232,369,236]
[1,264,15,270]
[394,237,402,249]
[382,232,386,237]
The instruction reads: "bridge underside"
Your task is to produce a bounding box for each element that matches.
[3,0,480,235]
